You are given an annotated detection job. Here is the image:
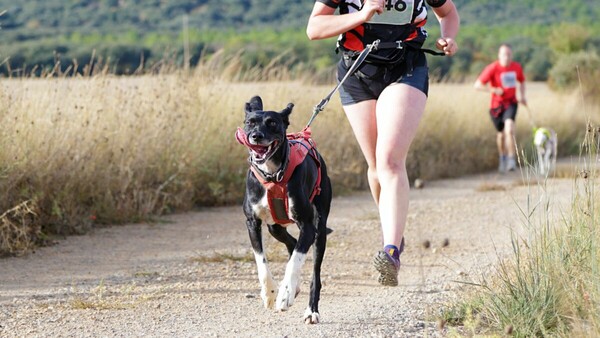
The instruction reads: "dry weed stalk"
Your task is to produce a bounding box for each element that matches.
[0,200,39,256]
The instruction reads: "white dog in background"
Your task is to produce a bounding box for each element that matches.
[533,127,557,175]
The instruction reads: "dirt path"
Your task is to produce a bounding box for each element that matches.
[0,170,574,337]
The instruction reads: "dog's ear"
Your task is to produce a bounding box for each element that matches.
[279,103,294,126]
[245,96,263,114]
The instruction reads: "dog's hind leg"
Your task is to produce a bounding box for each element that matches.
[268,224,297,258]
[305,177,332,324]
[303,215,327,324]
[247,218,277,309]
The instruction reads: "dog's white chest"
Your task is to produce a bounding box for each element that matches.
[252,192,295,225]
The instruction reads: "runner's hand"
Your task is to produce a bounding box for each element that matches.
[492,87,504,96]
[361,0,384,21]
[436,37,458,56]
[519,98,528,106]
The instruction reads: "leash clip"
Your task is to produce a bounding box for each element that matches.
[274,170,284,183]
[370,39,380,51]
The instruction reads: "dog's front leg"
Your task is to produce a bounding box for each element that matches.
[537,147,546,175]
[247,218,277,309]
[544,144,553,175]
[276,207,314,312]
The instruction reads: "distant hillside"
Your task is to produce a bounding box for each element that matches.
[0,1,311,37]
[2,0,599,34]
[1,0,599,79]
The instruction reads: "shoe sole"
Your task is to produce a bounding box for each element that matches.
[373,251,398,286]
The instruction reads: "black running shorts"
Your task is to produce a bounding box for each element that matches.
[490,102,518,132]
[337,51,429,106]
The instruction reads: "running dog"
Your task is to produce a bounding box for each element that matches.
[533,127,557,175]
[235,96,332,324]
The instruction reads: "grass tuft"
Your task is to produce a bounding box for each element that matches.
[442,124,600,336]
[0,200,39,256]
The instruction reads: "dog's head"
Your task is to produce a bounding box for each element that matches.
[241,96,294,164]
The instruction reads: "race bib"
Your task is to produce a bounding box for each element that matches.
[368,0,414,25]
[500,71,517,88]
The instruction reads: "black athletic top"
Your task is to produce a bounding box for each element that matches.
[316,0,447,53]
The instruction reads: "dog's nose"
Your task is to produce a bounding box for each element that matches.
[250,132,264,142]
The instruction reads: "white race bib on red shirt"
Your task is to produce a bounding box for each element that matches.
[500,71,517,89]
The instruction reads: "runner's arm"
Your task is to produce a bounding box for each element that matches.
[430,0,460,56]
[518,81,527,106]
[306,1,383,40]
[474,79,503,96]
[517,65,527,106]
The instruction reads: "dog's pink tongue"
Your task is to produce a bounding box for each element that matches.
[235,128,271,154]
[249,144,268,154]
[235,128,249,146]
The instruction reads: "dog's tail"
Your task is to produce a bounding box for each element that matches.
[326,227,333,235]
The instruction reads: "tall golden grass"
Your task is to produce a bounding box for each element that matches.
[0,58,593,255]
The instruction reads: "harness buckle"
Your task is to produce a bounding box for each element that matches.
[395,41,404,49]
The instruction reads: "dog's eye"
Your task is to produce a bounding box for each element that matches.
[267,120,278,128]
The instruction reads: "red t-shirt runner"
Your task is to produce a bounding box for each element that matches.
[477,61,525,110]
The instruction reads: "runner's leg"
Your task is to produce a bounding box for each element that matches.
[504,119,516,157]
[342,100,380,205]
[374,83,427,249]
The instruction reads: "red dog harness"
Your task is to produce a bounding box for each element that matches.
[235,127,322,225]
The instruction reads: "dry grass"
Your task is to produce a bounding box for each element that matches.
[476,182,508,192]
[190,248,288,264]
[190,252,255,264]
[0,200,39,256]
[66,279,161,311]
[0,58,594,255]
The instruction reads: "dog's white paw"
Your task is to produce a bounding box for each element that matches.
[303,307,320,324]
[261,278,277,309]
[276,280,298,311]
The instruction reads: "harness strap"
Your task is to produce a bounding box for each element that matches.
[376,40,445,56]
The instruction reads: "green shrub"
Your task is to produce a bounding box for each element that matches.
[549,51,600,104]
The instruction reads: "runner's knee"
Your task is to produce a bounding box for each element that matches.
[376,155,407,179]
[504,120,515,134]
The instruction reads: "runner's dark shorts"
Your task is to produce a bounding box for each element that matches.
[490,102,518,132]
[337,51,429,106]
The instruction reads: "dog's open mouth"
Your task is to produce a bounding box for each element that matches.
[249,140,279,163]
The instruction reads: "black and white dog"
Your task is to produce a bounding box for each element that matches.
[237,96,332,324]
[533,127,557,175]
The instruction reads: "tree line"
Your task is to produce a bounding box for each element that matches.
[1,0,599,87]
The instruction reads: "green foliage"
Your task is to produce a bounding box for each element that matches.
[0,1,599,78]
[549,23,590,55]
[549,51,600,104]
